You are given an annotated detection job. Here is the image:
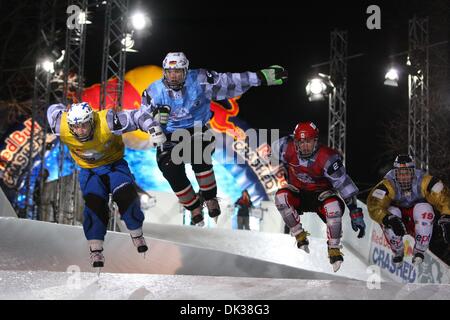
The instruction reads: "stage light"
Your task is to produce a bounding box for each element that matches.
[42,59,55,73]
[131,12,147,30]
[306,73,333,102]
[384,68,399,87]
[77,11,92,25]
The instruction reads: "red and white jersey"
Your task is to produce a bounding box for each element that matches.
[273,136,359,199]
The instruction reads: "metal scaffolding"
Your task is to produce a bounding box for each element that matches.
[328,30,348,163]
[21,0,89,223]
[100,0,128,111]
[408,16,429,170]
[24,0,64,219]
[54,0,89,225]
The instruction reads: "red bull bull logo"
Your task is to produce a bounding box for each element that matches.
[210,98,246,140]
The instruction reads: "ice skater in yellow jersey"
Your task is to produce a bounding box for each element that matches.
[47,102,160,269]
[367,155,450,267]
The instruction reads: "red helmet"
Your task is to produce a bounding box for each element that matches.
[294,122,319,140]
[293,122,319,158]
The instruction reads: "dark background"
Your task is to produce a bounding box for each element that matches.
[83,0,419,192]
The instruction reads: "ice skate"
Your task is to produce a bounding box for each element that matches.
[89,240,105,272]
[295,230,310,253]
[205,197,221,222]
[90,249,105,269]
[131,233,148,254]
[191,206,205,227]
[328,247,344,272]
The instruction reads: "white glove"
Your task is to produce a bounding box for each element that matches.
[148,125,167,147]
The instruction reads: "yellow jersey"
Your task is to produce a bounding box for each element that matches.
[60,110,124,168]
[367,172,450,224]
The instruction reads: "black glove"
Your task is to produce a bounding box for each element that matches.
[257,65,288,86]
[350,208,366,238]
[382,214,406,237]
[152,105,171,125]
[438,215,450,244]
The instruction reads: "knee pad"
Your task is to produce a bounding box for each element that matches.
[275,189,300,228]
[112,183,139,214]
[413,203,435,224]
[413,203,434,251]
[383,231,404,253]
[322,198,343,218]
[84,193,109,226]
[322,198,343,241]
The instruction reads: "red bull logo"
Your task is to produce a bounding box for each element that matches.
[210,98,246,140]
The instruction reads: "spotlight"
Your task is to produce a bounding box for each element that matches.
[41,59,55,73]
[131,12,148,30]
[384,68,399,87]
[77,11,92,25]
[306,73,333,102]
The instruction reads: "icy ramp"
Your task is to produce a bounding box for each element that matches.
[0,217,345,280]
[140,222,372,281]
[1,270,449,300]
[0,188,16,218]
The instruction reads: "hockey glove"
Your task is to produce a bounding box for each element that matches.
[438,215,450,244]
[148,125,167,147]
[152,105,171,125]
[382,214,406,237]
[350,207,366,238]
[257,65,288,86]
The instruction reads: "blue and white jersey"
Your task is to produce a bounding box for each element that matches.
[141,68,261,134]
[384,169,427,208]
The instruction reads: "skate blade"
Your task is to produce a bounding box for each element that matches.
[299,245,310,254]
[332,261,342,272]
[95,267,102,277]
[394,261,403,268]
[213,216,218,223]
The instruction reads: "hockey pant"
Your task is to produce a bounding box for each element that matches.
[275,187,345,248]
[79,159,144,240]
[156,127,217,211]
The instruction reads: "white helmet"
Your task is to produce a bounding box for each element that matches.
[67,102,94,142]
[162,52,189,90]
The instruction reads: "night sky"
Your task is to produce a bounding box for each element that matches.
[83,0,431,195]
